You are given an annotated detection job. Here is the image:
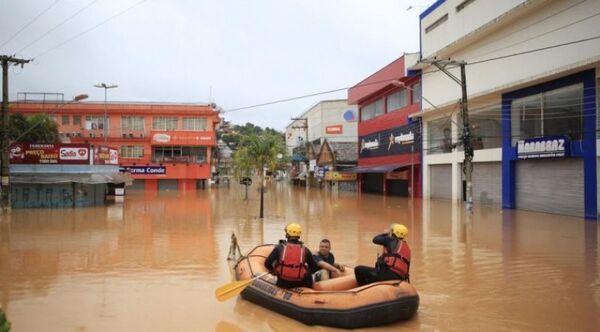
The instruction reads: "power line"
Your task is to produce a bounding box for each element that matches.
[0,0,61,50]
[32,0,150,59]
[17,0,100,54]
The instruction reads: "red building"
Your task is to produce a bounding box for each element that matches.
[347,53,422,197]
[11,100,219,191]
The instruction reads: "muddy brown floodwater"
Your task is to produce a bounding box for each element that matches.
[0,183,598,331]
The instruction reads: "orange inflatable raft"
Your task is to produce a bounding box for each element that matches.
[234,244,419,329]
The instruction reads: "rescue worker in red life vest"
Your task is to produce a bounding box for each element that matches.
[264,223,321,288]
[354,223,411,286]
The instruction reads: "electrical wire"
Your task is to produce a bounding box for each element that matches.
[0,0,60,50]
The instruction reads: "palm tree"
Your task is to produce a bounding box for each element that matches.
[233,132,286,218]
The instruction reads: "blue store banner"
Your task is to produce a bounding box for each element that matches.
[359,121,422,158]
[516,136,570,159]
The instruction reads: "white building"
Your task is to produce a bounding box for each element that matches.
[413,0,600,219]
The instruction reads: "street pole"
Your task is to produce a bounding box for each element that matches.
[460,63,474,212]
[1,55,31,213]
[94,83,118,144]
[425,59,473,212]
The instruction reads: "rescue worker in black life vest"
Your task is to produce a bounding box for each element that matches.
[264,223,322,288]
[354,223,411,286]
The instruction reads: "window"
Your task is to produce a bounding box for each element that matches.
[425,13,448,33]
[153,117,178,130]
[61,115,69,125]
[182,117,207,131]
[468,105,502,150]
[121,145,144,158]
[73,115,81,126]
[153,146,206,163]
[456,0,476,12]
[387,90,408,112]
[412,83,421,104]
[511,83,583,145]
[360,98,384,121]
[85,116,107,130]
[427,117,452,155]
[122,116,144,131]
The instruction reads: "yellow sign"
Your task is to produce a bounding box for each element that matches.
[324,171,357,181]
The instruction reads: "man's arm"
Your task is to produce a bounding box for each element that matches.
[372,233,394,246]
[317,260,341,277]
[264,245,280,270]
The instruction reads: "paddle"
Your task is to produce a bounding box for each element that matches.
[215,272,270,302]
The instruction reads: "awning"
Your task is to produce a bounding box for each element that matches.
[10,172,133,185]
[340,163,413,174]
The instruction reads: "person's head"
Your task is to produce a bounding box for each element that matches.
[318,239,331,256]
[390,223,408,239]
[284,223,302,239]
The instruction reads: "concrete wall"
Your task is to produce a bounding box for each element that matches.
[301,100,358,143]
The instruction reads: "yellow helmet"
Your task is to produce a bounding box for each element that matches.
[285,223,302,238]
[390,223,408,239]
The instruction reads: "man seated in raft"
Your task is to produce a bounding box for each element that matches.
[312,239,345,282]
[265,223,332,289]
[354,223,411,286]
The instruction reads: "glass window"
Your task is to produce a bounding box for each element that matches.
[73,115,81,125]
[427,117,453,155]
[152,117,178,130]
[412,83,421,104]
[85,116,108,130]
[511,83,583,145]
[182,117,207,131]
[361,98,385,121]
[152,146,206,163]
[121,145,144,158]
[387,90,408,112]
[468,105,502,150]
[61,115,69,125]
[122,116,144,131]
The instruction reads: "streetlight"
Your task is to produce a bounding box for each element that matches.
[94,83,118,143]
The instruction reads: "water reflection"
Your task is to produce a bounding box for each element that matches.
[0,183,598,331]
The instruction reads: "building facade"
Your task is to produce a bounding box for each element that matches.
[347,53,423,197]
[415,0,599,219]
[11,101,219,191]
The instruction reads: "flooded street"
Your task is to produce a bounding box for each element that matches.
[0,183,599,331]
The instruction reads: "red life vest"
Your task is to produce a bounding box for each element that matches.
[274,243,308,282]
[382,240,411,278]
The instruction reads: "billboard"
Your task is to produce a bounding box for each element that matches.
[151,131,215,145]
[359,121,421,158]
[9,143,91,164]
[94,146,119,165]
[516,136,569,159]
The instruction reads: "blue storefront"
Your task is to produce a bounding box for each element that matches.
[502,69,597,220]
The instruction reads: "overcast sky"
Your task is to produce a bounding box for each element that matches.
[1,0,433,131]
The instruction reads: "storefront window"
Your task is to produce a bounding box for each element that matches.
[360,98,384,121]
[411,83,421,104]
[511,83,583,145]
[387,90,408,112]
[121,145,144,158]
[468,105,502,150]
[427,117,452,155]
[153,146,206,163]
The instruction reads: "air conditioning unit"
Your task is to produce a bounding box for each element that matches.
[77,132,82,137]
[72,132,77,137]
[89,133,93,138]
[129,133,134,138]
[122,133,127,138]
[139,133,144,138]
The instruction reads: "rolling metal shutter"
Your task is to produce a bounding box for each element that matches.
[430,164,452,200]
[128,179,145,191]
[158,179,179,191]
[472,162,501,206]
[516,159,584,217]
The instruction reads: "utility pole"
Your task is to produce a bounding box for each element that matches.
[1,55,31,213]
[423,58,473,212]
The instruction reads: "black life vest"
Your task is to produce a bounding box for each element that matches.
[274,243,308,282]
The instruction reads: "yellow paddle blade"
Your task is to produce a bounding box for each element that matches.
[215,278,255,302]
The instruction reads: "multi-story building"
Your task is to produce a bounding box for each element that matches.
[414,0,599,219]
[11,99,219,191]
[347,53,422,197]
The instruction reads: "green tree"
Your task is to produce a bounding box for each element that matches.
[8,112,60,144]
[233,132,286,218]
[0,307,10,332]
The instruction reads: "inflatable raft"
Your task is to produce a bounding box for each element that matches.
[234,244,419,329]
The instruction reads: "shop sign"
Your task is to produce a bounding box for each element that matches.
[94,146,119,165]
[516,136,569,159]
[120,166,166,175]
[9,143,90,164]
[151,131,215,145]
[324,171,357,181]
[326,125,343,134]
[386,170,408,180]
[359,121,421,158]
